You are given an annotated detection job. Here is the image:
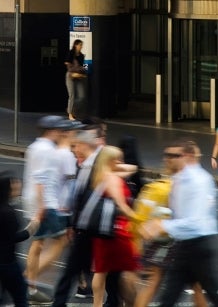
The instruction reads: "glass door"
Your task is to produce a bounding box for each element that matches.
[172,19,218,120]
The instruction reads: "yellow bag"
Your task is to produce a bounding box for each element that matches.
[133,178,172,220]
[131,178,172,253]
[71,72,87,79]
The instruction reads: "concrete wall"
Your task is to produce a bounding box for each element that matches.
[70,0,117,16]
[0,0,134,14]
[0,0,69,13]
[0,0,16,12]
[20,0,69,13]
[171,0,218,19]
[70,0,134,15]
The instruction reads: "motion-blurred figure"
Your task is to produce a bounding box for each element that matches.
[118,134,143,198]
[52,130,101,307]
[22,116,71,304]
[139,140,218,306]
[56,119,85,212]
[134,142,208,307]
[90,145,140,307]
[0,171,39,307]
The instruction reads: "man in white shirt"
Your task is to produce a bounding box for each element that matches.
[23,116,80,304]
[139,140,218,306]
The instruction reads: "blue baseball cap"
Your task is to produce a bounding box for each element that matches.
[58,119,87,131]
[37,115,64,129]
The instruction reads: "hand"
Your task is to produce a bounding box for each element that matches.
[211,157,217,169]
[138,219,165,240]
[129,211,147,223]
[25,218,40,236]
[10,178,22,198]
[66,227,74,241]
[37,207,46,221]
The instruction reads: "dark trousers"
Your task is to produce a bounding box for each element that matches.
[0,261,28,307]
[52,232,92,307]
[104,272,121,307]
[159,234,218,307]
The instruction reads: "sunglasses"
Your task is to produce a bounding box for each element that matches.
[163,152,184,159]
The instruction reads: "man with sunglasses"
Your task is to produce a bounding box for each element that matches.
[139,139,218,306]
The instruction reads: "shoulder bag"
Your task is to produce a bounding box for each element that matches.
[74,183,117,238]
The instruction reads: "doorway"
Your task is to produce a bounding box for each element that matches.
[172,19,218,120]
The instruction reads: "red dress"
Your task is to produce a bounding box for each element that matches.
[92,180,139,273]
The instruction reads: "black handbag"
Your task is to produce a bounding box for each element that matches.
[74,183,117,238]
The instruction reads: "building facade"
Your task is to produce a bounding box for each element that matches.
[0,0,218,122]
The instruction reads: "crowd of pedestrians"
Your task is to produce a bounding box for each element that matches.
[1,113,218,307]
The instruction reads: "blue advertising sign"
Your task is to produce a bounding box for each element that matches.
[71,17,90,32]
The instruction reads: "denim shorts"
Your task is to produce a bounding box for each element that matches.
[33,209,67,240]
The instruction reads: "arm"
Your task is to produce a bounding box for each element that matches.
[104,174,137,219]
[114,163,138,178]
[15,219,40,242]
[35,183,46,220]
[64,60,86,74]
[139,176,217,241]
[211,132,218,169]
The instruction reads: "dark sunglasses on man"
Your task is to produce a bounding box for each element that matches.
[163,152,184,159]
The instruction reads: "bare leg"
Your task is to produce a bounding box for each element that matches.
[192,283,208,307]
[119,271,139,307]
[134,266,163,307]
[69,114,75,120]
[78,271,88,288]
[92,272,107,307]
[37,234,68,276]
[26,239,44,287]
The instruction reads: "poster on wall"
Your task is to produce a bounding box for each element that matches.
[70,16,92,74]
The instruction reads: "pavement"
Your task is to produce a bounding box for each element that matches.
[0,106,217,180]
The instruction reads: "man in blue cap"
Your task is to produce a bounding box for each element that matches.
[22,115,84,304]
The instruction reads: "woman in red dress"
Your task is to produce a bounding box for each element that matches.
[90,145,140,307]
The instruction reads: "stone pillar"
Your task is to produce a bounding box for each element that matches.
[70,0,119,118]
[170,0,218,19]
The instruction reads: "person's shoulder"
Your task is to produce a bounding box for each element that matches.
[199,165,215,181]
[27,138,39,149]
[105,172,123,184]
[188,164,215,184]
[27,139,56,158]
[57,147,76,159]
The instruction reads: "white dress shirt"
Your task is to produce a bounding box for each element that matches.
[163,164,218,240]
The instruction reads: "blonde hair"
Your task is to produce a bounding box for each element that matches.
[91,145,123,188]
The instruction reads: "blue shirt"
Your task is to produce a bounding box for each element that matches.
[163,164,218,240]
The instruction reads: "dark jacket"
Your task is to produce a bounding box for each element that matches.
[0,173,30,264]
